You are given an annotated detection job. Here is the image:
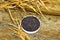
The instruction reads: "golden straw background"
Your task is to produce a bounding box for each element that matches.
[0,0,60,40]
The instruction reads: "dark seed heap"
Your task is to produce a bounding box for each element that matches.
[21,16,40,32]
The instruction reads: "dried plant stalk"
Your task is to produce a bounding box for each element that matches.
[8,8,31,40]
[0,0,60,40]
[0,0,60,15]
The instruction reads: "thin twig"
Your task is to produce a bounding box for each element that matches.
[8,8,16,24]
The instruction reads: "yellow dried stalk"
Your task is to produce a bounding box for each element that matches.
[8,8,31,40]
[0,0,60,40]
[0,0,60,15]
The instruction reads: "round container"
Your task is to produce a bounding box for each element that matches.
[21,15,40,34]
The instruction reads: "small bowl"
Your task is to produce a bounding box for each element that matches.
[21,15,40,34]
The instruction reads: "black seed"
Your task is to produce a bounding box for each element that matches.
[21,16,40,32]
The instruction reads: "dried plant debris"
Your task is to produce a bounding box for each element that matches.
[0,0,60,40]
[0,0,60,15]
